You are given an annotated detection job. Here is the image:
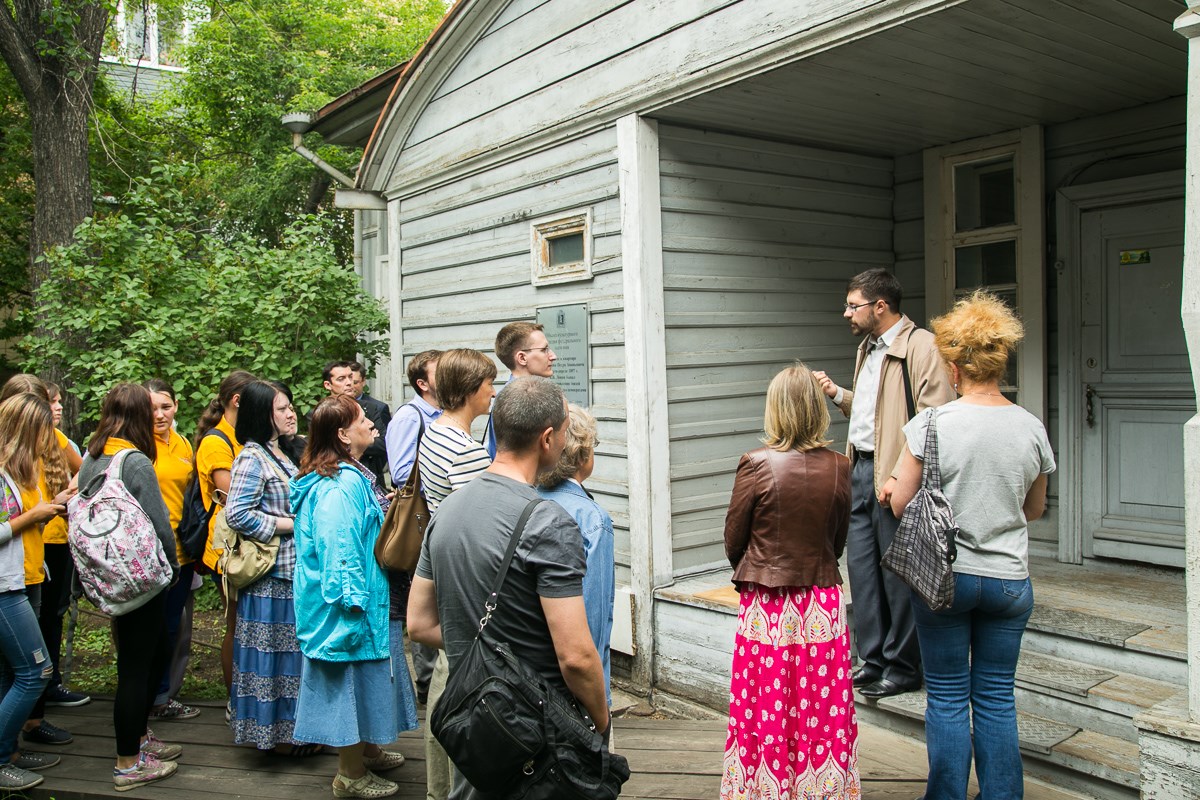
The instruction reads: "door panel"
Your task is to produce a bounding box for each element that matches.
[1080,198,1190,567]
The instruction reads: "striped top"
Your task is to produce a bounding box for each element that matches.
[417,422,491,513]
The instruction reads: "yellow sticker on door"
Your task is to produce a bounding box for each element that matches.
[1120,249,1151,265]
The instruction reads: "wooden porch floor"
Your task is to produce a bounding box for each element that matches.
[25,697,1090,799]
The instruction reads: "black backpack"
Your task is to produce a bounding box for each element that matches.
[178,429,234,561]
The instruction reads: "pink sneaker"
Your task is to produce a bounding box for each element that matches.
[113,753,178,792]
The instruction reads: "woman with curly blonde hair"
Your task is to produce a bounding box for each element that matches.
[888,291,1056,800]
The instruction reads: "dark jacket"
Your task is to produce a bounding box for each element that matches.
[723,446,850,589]
[357,393,392,488]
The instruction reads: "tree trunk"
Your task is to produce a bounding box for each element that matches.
[27,93,94,303]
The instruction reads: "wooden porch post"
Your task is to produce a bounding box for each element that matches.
[1134,8,1200,797]
[618,113,674,690]
[1175,3,1200,725]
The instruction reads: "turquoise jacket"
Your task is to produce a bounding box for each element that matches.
[290,464,388,662]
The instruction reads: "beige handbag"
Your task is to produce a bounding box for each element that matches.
[216,448,287,590]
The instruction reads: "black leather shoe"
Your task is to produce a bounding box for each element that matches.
[858,677,921,699]
[851,667,881,688]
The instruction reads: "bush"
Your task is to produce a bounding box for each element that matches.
[21,164,388,431]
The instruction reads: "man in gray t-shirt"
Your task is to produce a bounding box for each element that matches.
[409,377,610,798]
[415,473,585,689]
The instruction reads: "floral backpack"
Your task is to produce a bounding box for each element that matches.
[67,449,172,616]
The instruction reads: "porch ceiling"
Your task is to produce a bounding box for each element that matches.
[653,0,1186,156]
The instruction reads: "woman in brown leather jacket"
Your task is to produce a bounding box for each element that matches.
[719,363,859,800]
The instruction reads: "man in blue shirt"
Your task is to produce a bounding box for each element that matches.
[385,350,442,486]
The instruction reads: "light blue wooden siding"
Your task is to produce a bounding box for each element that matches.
[895,97,1186,549]
[375,0,891,193]
[392,127,632,583]
[657,124,895,574]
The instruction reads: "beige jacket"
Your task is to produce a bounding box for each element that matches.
[836,316,956,491]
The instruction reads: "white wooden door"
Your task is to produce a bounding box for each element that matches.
[1079,198,1190,567]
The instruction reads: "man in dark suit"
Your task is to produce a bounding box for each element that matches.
[349,361,392,488]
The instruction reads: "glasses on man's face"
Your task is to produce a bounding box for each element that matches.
[520,346,553,355]
[843,301,873,312]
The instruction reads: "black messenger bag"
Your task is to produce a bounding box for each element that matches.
[430,499,630,799]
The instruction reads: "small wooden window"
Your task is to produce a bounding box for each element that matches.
[531,211,592,286]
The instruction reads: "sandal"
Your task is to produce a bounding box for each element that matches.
[363,749,405,771]
[332,770,397,799]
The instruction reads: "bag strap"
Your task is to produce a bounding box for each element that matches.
[476,498,544,636]
[900,357,917,421]
[920,410,942,492]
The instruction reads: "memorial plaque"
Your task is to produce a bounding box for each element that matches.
[537,303,589,407]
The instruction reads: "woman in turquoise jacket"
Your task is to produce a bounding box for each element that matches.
[291,395,414,800]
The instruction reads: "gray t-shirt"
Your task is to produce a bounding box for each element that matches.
[903,402,1055,580]
[415,472,585,689]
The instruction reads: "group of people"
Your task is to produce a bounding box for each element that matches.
[720,269,1054,800]
[0,322,617,800]
[0,268,1053,800]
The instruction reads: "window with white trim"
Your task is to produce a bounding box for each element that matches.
[923,126,1046,417]
[530,210,592,286]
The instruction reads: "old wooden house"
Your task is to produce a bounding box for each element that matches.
[300,0,1200,795]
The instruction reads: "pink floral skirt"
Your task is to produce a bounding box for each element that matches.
[721,583,860,800]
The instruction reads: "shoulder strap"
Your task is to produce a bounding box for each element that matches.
[921,410,941,491]
[900,357,917,422]
[476,498,544,636]
[207,428,234,456]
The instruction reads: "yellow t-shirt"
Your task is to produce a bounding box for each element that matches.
[41,429,74,546]
[197,418,242,570]
[152,430,194,565]
[19,481,46,585]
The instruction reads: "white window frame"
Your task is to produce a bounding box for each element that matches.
[530,209,592,286]
[923,126,1046,420]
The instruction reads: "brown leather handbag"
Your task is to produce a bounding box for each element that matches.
[374,417,429,572]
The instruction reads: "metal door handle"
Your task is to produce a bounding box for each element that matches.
[1085,384,1096,428]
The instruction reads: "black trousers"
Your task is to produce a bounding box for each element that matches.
[113,590,169,757]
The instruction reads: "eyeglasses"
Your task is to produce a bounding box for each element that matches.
[843,301,874,312]
[519,346,554,354]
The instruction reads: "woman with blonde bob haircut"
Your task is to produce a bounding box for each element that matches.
[719,363,859,800]
[887,291,1054,800]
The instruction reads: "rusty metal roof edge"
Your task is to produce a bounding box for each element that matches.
[355,0,475,189]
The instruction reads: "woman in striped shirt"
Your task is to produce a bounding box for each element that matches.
[413,347,495,800]
[416,349,496,513]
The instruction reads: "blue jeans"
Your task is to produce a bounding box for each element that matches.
[912,574,1034,800]
[0,590,52,761]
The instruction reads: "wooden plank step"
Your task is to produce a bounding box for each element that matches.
[860,687,1139,790]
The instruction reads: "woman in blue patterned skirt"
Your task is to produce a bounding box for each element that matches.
[225,380,314,755]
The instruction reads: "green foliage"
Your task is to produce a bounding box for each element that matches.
[20,163,388,430]
[156,0,447,249]
[0,69,34,363]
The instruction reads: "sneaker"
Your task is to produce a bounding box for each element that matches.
[44,684,92,707]
[331,770,398,799]
[23,720,73,745]
[0,763,43,791]
[362,749,405,772]
[141,729,183,761]
[149,699,200,720]
[225,700,233,724]
[11,751,60,771]
[113,753,178,792]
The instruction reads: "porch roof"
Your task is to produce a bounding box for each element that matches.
[652,0,1187,156]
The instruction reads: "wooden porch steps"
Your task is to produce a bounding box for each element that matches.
[650,555,1186,799]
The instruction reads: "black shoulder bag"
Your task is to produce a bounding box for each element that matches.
[431,498,630,800]
[178,429,234,561]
